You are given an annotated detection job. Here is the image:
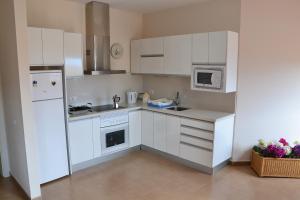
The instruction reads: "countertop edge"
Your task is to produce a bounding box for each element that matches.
[68,104,235,123]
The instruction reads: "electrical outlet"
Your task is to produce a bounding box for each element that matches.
[69,96,78,104]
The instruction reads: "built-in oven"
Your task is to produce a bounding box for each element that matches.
[192,65,224,89]
[100,112,129,155]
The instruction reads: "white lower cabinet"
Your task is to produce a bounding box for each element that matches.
[153,113,166,151]
[179,117,234,168]
[180,143,213,167]
[129,111,142,147]
[140,110,234,169]
[92,118,101,158]
[179,118,214,167]
[141,110,154,147]
[166,115,180,156]
[68,118,95,165]
[67,109,234,172]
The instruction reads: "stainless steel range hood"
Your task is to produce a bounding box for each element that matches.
[85,1,126,75]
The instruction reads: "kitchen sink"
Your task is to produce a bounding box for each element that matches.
[166,106,189,111]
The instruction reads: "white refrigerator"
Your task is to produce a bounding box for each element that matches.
[30,70,69,184]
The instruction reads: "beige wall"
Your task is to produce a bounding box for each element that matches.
[110,8,143,72]
[0,0,41,198]
[233,0,300,161]
[26,0,85,33]
[143,0,241,37]
[141,0,240,112]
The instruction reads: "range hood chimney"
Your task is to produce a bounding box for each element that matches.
[85,1,126,75]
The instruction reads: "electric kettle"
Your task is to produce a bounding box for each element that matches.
[127,91,138,104]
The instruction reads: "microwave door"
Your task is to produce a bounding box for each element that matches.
[195,70,213,87]
[211,71,222,89]
[195,69,222,89]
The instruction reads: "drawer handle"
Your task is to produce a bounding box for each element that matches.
[181,125,214,133]
[180,141,212,152]
[181,133,213,142]
[141,54,164,58]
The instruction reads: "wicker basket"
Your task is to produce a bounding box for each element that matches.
[251,150,300,178]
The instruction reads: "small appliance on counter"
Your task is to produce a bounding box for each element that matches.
[142,92,150,103]
[112,94,121,108]
[68,103,93,116]
[126,91,138,105]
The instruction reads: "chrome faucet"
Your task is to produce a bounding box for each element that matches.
[174,92,180,106]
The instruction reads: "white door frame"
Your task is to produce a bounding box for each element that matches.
[0,130,10,177]
[0,75,10,177]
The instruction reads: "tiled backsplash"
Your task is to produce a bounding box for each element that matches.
[143,75,236,113]
[66,74,143,106]
[67,74,235,113]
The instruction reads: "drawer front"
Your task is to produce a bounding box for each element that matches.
[181,126,213,141]
[180,143,212,167]
[181,118,214,131]
[180,134,213,150]
[140,57,164,74]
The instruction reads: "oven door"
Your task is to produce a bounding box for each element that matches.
[194,69,222,89]
[100,123,129,155]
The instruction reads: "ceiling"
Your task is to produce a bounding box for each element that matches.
[73,0,210,13]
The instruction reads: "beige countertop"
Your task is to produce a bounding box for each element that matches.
[68,103,234,122]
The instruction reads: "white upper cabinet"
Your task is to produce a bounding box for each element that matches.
[140,37,164,56]
[164,35,192,75]
[192,33,209,64]
[208,31,228,64]
[140,57,164,74]
[130,40,141,74]
[140,37,164,74]
[64,32,83,77]
[28,27,43,66]
[42,28,64,66]
[28,27,64,66]
[130,31,238,79]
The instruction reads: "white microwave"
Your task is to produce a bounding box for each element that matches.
[192,65,224,89]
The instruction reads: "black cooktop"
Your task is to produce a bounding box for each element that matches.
[69,105,92,112]
[69,104,126,116]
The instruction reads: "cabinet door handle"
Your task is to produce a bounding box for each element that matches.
[181,133,213,142]
[181,124,214,133]
[140,54,164,58]
[180,142,212,152]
